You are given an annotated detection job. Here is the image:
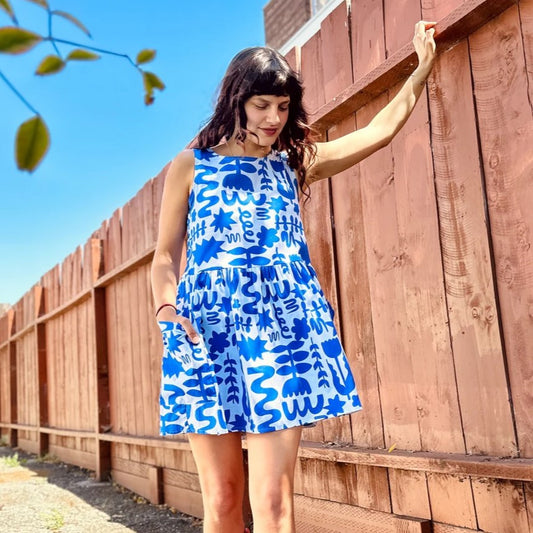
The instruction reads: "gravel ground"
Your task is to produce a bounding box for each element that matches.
[0,445,203,533]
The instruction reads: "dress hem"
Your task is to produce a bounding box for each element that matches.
[159,404,363,437]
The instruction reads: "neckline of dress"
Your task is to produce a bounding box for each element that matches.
[205,147,278,161]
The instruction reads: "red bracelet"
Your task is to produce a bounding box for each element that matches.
[155,303,177,317]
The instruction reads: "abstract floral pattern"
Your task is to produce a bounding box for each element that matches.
[159,148,362,435]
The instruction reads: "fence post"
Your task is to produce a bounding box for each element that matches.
[34,285,49,456]
[6,309,17,447]
[90,238,111,480]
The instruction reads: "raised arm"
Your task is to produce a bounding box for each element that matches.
[306,20,437,183]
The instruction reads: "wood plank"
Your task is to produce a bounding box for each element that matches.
[472,478,529,532]
[469,3,533,455]
[300,30,325,117]
[163,468,201,492]
[384,0,422,56]
[321,1,352,101]
[119,273,135,436]
[48,443,95,470]
[137,264,153,436]
[427,473,477,529]
[428,39,515,455]
[357,93,422,451]
[297,440,533,481]
[284,46,300,74]
[389,469,431,519]
[312,0,518,132]
[520,0,533,108]
[329,114,383,449]
[421,0,465,22]
[294,494,431,532]
[106,283,120,434]
[164,484,204,519]
[104,208,122,274]
[350,0,386,81]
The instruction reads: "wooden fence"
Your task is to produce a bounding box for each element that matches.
[1,0,532,531]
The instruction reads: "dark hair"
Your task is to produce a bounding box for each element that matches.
[194,46,316,205]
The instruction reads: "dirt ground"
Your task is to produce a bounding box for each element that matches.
[0,445,203,533]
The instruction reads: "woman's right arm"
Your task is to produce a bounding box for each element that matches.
[151,149,199,341]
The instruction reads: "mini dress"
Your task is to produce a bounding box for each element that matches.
[158,148,362,435]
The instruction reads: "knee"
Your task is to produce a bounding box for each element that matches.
[252,484,292,521]
[203,479,243,519]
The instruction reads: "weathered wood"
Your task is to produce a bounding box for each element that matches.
[297,440,533,481]
[427,473,477,529]
[312,0,519,132]
[472,478,529,532]
[321,1,352,101]
[294,494,431,532]
[350,0,386,81]
[469,3,533,456]
[329,114,383,449]
[429,37,516,457]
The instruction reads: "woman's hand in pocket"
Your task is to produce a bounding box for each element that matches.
[157,306,200,344]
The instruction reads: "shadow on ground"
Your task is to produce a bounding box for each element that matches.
[0,445,203,532]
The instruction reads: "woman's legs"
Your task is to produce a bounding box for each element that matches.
[246,426,302,533]
[188,432,246,533]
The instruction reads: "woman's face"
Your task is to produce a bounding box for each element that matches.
[243,94,290,147]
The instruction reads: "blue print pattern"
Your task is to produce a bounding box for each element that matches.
[159,148,362,435]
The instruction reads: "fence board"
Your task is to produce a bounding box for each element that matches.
[321,1,352,101]
[521,0,533,107]
[421,0,465,22]
[329,115,383,449]
[300,30,325,116]
[350,0,386,81]
[472,478,529,533]
[427,473,477,529]
[383,0,421,57]
[429,39,515,455]
[469,4,533,456]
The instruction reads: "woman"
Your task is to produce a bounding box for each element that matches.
[151,20,436,533]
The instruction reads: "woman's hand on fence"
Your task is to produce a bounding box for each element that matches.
[157,307,200,343]
[413,20,437,77]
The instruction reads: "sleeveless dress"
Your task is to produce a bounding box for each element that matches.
[158,148,362,435]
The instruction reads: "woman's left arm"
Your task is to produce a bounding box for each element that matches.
[306,20,437,183]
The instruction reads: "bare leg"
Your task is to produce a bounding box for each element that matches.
[188,432,245,533]
[247,426,302,533]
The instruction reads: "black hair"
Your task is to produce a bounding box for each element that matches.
[194,46,316,205]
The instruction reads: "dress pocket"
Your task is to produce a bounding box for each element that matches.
[158,321,218,403]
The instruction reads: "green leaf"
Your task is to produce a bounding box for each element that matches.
[142,70,165,92]
[0,0,18,24]
[142,70,165,106]
[16,115,50,172]
[35,54,65,75]
[0,26,42,54]
[136,48,156,65]
[66,48,99,61]
[24,0,48,9]
[52,10,91,38]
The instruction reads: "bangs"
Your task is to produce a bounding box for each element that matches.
[246,61,298,98]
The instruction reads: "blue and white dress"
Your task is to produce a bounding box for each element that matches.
[158,148,362,435]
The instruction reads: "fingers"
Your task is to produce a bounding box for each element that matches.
[181,318,201,344]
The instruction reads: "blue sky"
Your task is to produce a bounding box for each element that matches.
[0,0,267,305]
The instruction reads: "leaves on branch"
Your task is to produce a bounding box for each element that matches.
[0,0,18,25]
[24,0,48,9]
[0,26,42,54]
[142,70,165,105]
[16,115,50,172]
[66,48,99,61]
[52,10,91,38]
[35,54,65,75]
[136,48,155,65]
